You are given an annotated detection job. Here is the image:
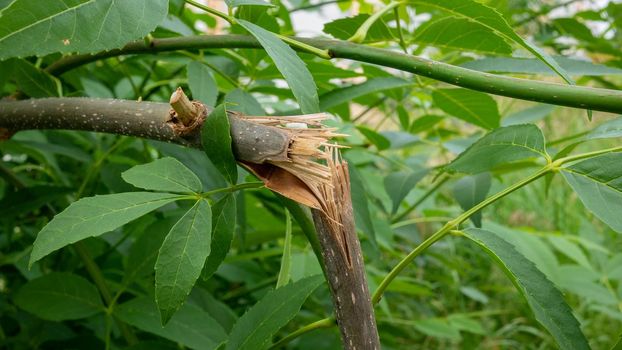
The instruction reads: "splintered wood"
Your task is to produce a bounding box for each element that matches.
[241,113,353,267]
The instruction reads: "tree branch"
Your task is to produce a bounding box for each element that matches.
[0,97,295,165]
[45,35,622,114]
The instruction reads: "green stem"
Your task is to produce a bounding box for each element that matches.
[44,35,622,114]
[76,137,130,199]
[393,6,408,53]
[185,0,236,24]
[201,181,265,197]
[277,35,331,59]
[74,242,138,345]
[391,216,453,229]
[373,165,552,304]
[349,1,403,43]
[371,226,447,304]
[555,145,622,165]
[269,317,335,349]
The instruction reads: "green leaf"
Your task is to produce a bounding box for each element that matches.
[225,275,324,350]
[0,0,168,60]
[502,105,556,126]
[452,172,491,227]
[548,236,591,269]
[320,77,411,112]
[115,296,227,350]
[447,314,486,335]
[225,88,265,115]
[407,0,573,84]
[13,272,104,321]
[553,117,622,161]
[414,17,512,54]
[462,228,590,350]
[123,217,177,284]
[462,56,622,76]
[413,318,461,341]
[385,170,428,214]
[30,192,182,266]
[156,199,212,325]
[9,59,61,97]
[121,157,202,194]
[276,209,293,288]
[348,163,377,246]
[357,126,390,151]
[187,61,218,108]
[432,88,500,129]
[553,18,596,42]
[226,0,274,7]
[586,117,622,140]
[323,14,394,42]
[410,115,444,133]
[201,105,238,184]
[237,19,319,114]
[202,194,236,280]
[561,152,622,233]
[447,124,548,174]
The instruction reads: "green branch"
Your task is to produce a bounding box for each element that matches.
[372,165,552,304]
[44,35,622,114]
[269,317,335,349]
[349,1,403,43]
[185,0,236,24]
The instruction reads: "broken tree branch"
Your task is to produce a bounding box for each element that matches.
[0,96,380,349]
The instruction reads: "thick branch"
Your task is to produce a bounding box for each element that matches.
[312,207,380,350]
[0,98,291,165]
[45,35,622,114]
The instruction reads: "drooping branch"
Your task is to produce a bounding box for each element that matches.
[0,96,380,349]
[45,35,622,114]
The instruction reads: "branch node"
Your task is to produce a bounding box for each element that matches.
[168,87,207,136]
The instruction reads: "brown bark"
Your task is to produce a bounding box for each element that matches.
[0,98,292,164]
[312,204,380,350]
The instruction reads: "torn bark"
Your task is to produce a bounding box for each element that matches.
[311,158,380,350]
[0,96,380,349]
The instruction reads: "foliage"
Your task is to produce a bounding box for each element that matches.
[1,0,622,349]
